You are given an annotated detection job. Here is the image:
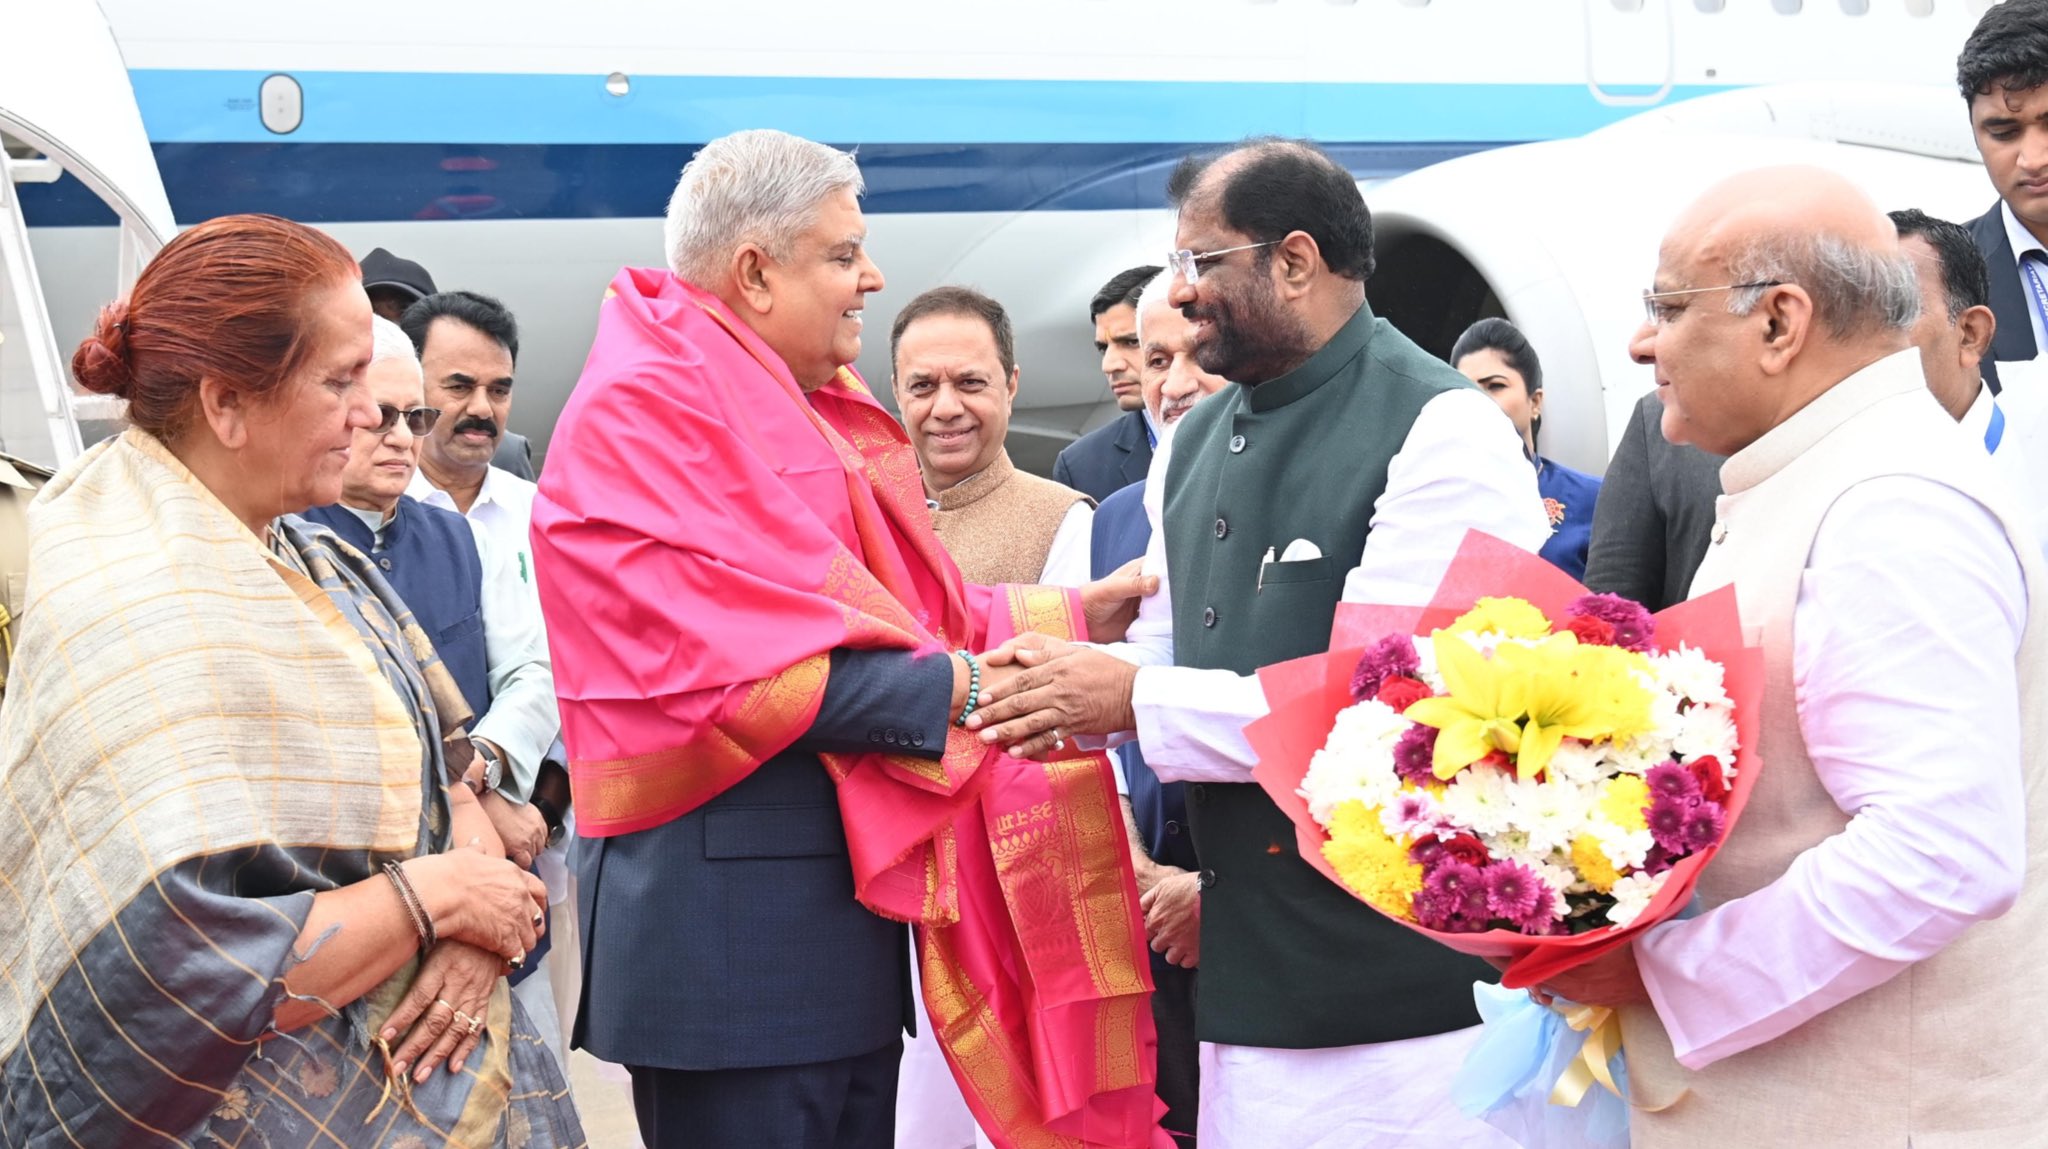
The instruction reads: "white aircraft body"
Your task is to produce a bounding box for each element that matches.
[3,0,2007,473]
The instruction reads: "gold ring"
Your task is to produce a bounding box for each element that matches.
[508,950,524,970]
[451,1009,474,1030]
[433,998,454,1013]
[532,909,545,927]
[467,1014,483,1035]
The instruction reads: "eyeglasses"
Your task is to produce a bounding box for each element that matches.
[1641,281,1786,326]
[1166,241,1279,285]
[371,404,441,436]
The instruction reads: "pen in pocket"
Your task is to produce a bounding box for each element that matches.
[1257,545,1276,593]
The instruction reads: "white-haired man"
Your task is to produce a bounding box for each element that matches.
[531,130,1161,1149]
[1542,166,2048,1145]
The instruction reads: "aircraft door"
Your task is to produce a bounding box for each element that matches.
[1583,0,1674,108]
[0,145,81,468]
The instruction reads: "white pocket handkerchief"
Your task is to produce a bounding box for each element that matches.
[1279,538,1322,561]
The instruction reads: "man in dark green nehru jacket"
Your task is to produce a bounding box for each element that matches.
[970,138,1549,1146]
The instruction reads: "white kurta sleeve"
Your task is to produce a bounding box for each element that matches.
[466,518,562,800]
[1037,501,1097,588]
[1633,477,2029,1069]
[1115,387,1550,784]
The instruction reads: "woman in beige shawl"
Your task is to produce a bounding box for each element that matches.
[0,214,585,1146]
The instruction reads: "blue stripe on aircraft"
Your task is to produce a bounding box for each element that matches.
[19,139,1502,226]
[128,70,1722,146]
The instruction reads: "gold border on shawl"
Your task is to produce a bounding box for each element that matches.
[921,931,1084,1149]
[1005,584,1081,643]
[572,655,829,825]
[1045,757,1147,1003]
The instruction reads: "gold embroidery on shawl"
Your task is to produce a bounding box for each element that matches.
[1006,584,1080,643]
[1045,757,1147,1001]
[573,655,829,824]
[920,935,1084,1149]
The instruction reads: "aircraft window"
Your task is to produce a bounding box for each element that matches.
[1771,0,1802,11]
[1838,0,1868,11]
[1693,0,1726,11]
[1904,0,1934,13]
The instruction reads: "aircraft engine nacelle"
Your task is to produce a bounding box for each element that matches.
[1359,83,1996,475]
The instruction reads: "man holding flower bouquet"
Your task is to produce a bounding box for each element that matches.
[970,139,1551,1146]
[1542,165,2048,1147]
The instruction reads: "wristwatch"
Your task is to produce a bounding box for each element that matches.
[532,792,567,847]
[472,739,505,794]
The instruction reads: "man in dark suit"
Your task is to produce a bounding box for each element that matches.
[1581,390,1724,612]
[1958,0,2048,390]
[1053,265,1163,501]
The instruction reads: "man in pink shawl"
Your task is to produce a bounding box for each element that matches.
[531,129,1169,1149]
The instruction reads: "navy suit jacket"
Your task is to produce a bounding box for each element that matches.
[573,647,954,1071]
[1054,409,1153,504]
[1089,482,1196,885]
[492,431,537,480]
[299,499,490,716]
[1972,202,2039,394]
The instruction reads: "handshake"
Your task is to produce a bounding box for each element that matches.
[953,558,1158,760]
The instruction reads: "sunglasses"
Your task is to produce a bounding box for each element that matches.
[372,404,441,436]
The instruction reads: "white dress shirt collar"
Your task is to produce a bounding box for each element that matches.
[2002,200,2047,264]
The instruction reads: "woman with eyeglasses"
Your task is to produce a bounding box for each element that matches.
[1451,317,1603,580]
[0,214,584,1146]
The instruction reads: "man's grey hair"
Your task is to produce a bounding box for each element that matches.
[663,129,866,286]
[370,315,421,371]
[1724,232,1920,337]
[1133,270,1171,342]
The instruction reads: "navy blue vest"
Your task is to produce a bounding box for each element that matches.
[301,498,491,721]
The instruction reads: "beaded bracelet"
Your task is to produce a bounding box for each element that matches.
[382,860,437,950]
[954,650,982,727]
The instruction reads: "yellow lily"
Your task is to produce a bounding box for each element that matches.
[1404,632,1657,782]
[1403,631,1529,780]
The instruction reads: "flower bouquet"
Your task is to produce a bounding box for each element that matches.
[1243,531,1762,1140]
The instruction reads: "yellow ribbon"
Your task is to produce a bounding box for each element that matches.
[1548,1003,1624,1107]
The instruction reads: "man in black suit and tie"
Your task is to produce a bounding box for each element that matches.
[1054,265,1163,501]
[1959,0,2048,389]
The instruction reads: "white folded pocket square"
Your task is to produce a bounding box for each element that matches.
[1279,538,1323,562]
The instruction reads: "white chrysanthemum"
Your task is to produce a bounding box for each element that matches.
[1607,870,1670,929]
[1546,738,1610,787]
[1504,776,1591,857]
[1592,823,1654,871]
[1601,734,1670,777]
[1673,703,1739,762]
[1439,767,1515,837]
[1644,679,1685,744]
[1300,700,1410,825]
[1654,644,1731,707]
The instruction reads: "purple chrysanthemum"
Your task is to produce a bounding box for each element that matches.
[1392,723,1440,786]
[1646,794,1692,854]
[1414,860,1491,932]
[1350,633,1421,701]
[1566,593,1657,653]
[1483,860,1554,932]
[1642,843,1676,876]
[1680,801,1727,853]
[1646,762,1701,803]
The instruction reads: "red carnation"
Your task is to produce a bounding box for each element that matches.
[1565,615,1618,646]
[1376,675,1433,714]
[1439,833,1491,868]
[1687,756,1730,803]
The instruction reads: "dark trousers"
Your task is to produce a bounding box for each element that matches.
[628,1038,902,1149]
[1155,963,1200,1149]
